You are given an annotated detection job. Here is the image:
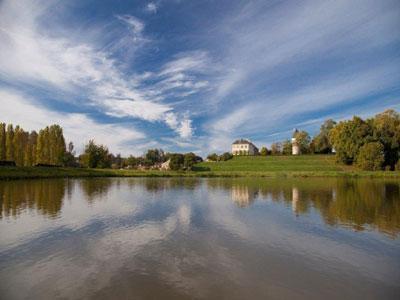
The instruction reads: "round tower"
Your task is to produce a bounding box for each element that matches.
[292,128,300,155]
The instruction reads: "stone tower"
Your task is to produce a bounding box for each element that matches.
[292,128,300,155]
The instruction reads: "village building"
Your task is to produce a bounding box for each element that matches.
[231,139,259,155]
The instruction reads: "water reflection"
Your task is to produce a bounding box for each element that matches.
[0,179,66,218]
[0,177,399,299]
[0,178,399,236]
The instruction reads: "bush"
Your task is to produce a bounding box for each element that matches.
[219,152,233,161]
[207,153,219,161]
[169,153,184,170]
[260,147,268,156]
[356,142,384,171]
[395,161,400,171]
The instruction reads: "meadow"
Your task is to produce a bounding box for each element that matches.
[0,155,399,180]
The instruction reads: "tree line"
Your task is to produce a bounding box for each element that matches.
[239,109,399,171]
[0,123,67,167]
[2,108,399,171]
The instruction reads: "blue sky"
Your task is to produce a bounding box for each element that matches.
[0,0,399,156]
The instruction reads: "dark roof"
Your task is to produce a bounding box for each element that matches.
[232,139,251,145]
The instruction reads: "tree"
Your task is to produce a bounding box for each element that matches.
[372,109,400,169]
[63,142,77,167]
[219,152,233,161]
[145,149,165,165]
[0,123,6,160]
[260,146,268,156]
[207,153,219,161]
[5,124,14,161]
[329,116,373,164]
[169,153,184,170]
[270,142,282,155]
[13,125,27,166]
[294,130,311,154]
[25,131,38,166]
[183,152,196,170]
[126,155,138,168]
[282,140,292,155]
[356,142,384,171]
[79,140,111,168]
[312,119,336,153]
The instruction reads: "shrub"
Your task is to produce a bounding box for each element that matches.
[260,147,268,156]
[219,152,233,161]
[356,142,384,171]
[207,153,219,161]
[395,161,400,171]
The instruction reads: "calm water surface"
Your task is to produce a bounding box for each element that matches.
[0,177,399,299]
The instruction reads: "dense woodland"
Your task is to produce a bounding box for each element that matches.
[0,109,399,171]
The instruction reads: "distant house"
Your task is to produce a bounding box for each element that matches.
[232,139,259,155]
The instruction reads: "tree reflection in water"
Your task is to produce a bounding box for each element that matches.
[0,177,398,237]
[0,179,67,218]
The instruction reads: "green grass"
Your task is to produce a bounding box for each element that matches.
[195,155,352,172]
[0,155,399,180]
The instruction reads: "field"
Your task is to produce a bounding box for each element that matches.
[0,155,399,180]
[195,155,351,172]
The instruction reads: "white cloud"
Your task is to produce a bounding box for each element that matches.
[145,2,158,14]
[0,89,145,155]
[0,0,198,140]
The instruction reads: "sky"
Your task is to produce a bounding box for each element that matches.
[0,0,399,156]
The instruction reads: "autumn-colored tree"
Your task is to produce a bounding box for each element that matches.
[0,123,6,160]
[294,130,311,154]
[5,124,14,161]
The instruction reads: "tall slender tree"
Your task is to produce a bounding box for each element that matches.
[5,124,14,161]
[0,123,6,160]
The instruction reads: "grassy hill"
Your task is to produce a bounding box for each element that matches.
[195,155,354,173]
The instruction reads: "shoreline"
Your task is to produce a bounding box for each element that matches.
[0,167,399,180]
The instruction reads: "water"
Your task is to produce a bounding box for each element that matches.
[0,177,399,299]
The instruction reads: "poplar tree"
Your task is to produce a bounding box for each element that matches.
[5,124,14,161]
[0,123,6,160]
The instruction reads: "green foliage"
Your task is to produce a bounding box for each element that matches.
[260,146,268,156]
[312,119,336,153]
[294,130,311,154]
[183,152,197,170]
[62,142,77,167]
[356,142,384,171]
[126,155,138,168]
[372,109,400,169]
[79,140,111,168]
[219,152,233,161]
[145,149,165,165]
[282,140,292,155]
[207,153,219,161]
[329,116,373,165]
[169,153,184,170]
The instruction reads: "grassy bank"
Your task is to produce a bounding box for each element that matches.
[0,155,399,180]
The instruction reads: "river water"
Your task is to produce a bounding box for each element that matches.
[0,177,399,299]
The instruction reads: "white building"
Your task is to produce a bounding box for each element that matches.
[292,129,300,155]
[232,139,259,155]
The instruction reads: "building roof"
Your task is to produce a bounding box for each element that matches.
[232,139,252,145]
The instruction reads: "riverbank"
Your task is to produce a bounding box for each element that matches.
[0,166,399,180]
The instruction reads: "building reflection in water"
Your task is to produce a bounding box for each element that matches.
[231,185,258,207]
[0,178,399,237]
